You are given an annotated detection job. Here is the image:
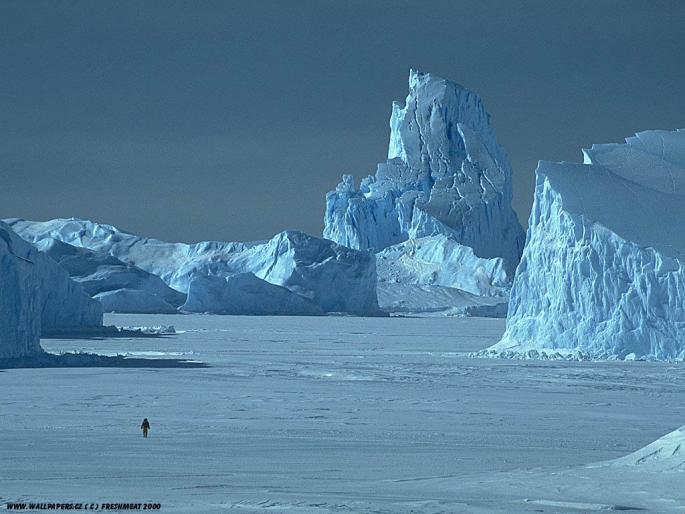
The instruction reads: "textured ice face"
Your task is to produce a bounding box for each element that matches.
[486,129,685,361]
[0,221,102,358]
[324,70,525,272]
[6,218,380,315]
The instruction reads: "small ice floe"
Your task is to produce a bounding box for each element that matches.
[121,351,194,357]
[116,325,176,335]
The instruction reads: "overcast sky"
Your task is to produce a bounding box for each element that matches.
[2,0,684,242]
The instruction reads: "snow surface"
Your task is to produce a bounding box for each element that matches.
[324,70,525,272]
[2,314,684,512]
[487,128,685,361]
[182,273,323,315]
[33,238,184,313]
[5,219,380,315]
[0,221,101,358]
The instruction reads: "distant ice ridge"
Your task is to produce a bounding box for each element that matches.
[482,129,685,361]
[33,238,185,314]
[324,69,525,274]
[0,221,102,358]
[6,219,380,316]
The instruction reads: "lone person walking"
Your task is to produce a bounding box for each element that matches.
[141,418,150,438]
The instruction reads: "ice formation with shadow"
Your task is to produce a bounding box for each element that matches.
[0,220,102,359]
[324,69,524,271]
[33,238,185,314]
[6,219,380,316]
[324,70,524,316]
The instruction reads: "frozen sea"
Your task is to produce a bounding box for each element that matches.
[1,314,684,513]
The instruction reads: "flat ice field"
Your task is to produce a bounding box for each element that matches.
[2,315,685,513]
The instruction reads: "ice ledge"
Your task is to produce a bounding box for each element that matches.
[471,346,685,362]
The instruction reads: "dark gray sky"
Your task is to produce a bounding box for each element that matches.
[2,1,684,243]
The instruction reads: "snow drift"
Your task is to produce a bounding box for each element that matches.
[324,69,525,273]
[605,424,685,471]
[485,129,685,361]
[6,219,380,315]
[0,221,102,358]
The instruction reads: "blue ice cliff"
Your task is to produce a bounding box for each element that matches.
[483,129,685,360]
[0,221,102,358]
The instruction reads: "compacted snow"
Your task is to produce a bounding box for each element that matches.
[1,314,684,512]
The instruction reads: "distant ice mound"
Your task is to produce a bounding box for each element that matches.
[6,219,380,315]
[182,273,323,315]
[33,238,184,314]
[0,221,102,358]
[484,129,685,361]
[324,69,525,273]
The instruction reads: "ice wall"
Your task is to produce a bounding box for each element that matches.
[486,129,685,360]
[0,221,102,358]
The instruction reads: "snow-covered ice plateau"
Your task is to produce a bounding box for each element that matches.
[2,314,684,513]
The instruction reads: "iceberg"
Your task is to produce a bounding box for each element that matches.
[375,234,511,317]
[33,238,185,314]
[6,219,380,315]
[182,273,323,315]
[0,221,102,358]
[377,283,508,317]
[376,235,510,297]
[324,70,525,273]
[485,129,685,360]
